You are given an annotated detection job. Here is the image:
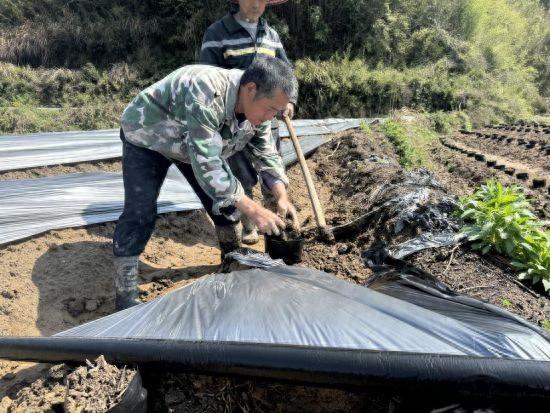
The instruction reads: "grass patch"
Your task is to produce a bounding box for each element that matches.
[377,117,437,169]
[501,299,513,309]
[380,120,422,169]
[0,102,125,134]
[359,119,372,134]
[430,111,472,133]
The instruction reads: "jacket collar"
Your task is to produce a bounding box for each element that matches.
[222,13,267,35]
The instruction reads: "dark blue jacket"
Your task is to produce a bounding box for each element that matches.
[200,13,297,104]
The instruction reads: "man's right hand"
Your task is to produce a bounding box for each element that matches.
[235,196,285,236]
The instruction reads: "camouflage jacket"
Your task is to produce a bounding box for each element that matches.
[120,65,288,214]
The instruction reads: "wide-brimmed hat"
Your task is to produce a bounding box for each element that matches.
[230,0,288,5]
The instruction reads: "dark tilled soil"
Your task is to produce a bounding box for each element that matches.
[144,372,385,413]
[293,132,549,326]
[458,132,549,173]
[285,131,399,282]
[410,245,548,323]
[430,139,550,218]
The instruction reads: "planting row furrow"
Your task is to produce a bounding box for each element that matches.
[441,138,549,193]
[431,142,549,219]
[456,132,549,172]
[480,121,550,134]
[460,129,550,146]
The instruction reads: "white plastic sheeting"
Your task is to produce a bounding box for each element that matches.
[0,168,202,245]
[0,118,371,171]
[0,129,119,172]
[0,135,328,245]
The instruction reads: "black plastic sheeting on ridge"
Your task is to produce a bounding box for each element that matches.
[0,258,549,399]
[333,168,464,259]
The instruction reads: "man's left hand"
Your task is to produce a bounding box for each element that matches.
[277,198,299,230]
[282,102,295,119]
[271,182,300,231]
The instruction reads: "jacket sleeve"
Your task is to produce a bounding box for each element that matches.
[199,26,226,68]
[273,31,298,105]
[185,87,244,214]
[246,121,289,187]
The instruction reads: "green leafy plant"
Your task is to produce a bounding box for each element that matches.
[501,298,512,309]
[459,181,550,291]
[459,181,537,256]
[512,231,550,291]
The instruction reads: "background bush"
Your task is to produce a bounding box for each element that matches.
[0,0,548,132]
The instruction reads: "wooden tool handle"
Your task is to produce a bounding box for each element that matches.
[283,115,327,228]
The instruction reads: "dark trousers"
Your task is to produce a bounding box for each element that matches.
[113,130,238,257]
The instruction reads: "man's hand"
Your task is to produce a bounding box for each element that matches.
[271,182,300,231]
[253,206,286,236]
[236,196,285,236]
[276,198,299,230]
[282,102,295,119]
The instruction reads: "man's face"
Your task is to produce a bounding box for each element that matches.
[241,83,289,126]
[237,0,267,22]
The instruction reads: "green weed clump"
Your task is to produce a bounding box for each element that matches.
[459,181,550,291]
[379,120,422,169]
[375,117,438,169]
[501,299,513,309]
[429,111,472,133]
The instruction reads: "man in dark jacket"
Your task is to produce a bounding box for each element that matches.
[200,0,296,245]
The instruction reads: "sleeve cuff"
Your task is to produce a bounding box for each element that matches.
[260,171,284,190]
[211,179,246,215]
[260,168,288,187]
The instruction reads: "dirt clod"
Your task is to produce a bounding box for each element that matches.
[7,356,137,413]
[84,299,99,312]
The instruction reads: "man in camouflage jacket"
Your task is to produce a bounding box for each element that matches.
[113,56,299,310]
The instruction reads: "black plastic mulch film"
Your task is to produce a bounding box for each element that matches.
[0,251,548,399]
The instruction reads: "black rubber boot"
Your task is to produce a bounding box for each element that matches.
[114,256,141,311]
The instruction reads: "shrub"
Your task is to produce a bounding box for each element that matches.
[512,231,550,291]
[459,181,550,291]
